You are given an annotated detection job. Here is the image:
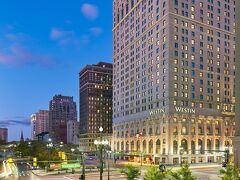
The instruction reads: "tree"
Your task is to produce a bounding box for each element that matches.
[144,166,170,180]
[121,164,141,180]
[220,164,240,180]
[170,163,196,180]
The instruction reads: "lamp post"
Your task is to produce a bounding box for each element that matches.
[46,138,53,172]
[79,152,86,180]
[106,150,112,180]
[94,127,109,180]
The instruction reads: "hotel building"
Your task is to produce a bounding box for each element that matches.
[79,62,113,151]
[112,0,236,164]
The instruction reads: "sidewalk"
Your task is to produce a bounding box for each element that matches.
[32,167,119,177]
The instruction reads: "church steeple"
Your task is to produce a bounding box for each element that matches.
[20,130,24,142]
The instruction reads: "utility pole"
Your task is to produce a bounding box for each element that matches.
[234,0,240,168]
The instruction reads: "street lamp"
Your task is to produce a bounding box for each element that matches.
[106,150,112,180]
[46,140,53,172]
[94,127,109,180]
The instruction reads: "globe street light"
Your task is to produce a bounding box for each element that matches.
[94,127,109,180]
[46,141,53,172]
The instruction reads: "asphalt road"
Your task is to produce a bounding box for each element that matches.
[0,161,222,180]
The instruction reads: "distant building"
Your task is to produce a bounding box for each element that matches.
[31,110,49,140]
[79,62,113,151]
[67,120,79,144]
[0,128,8,143]
[20,130,24,142]
[36,132,50,142]
[49,95,77,143]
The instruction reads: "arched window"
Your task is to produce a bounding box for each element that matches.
[126,141,129,152]
[181,139,188,154]
[156,139,161,154]
[136,140,140,151]
[142,129,146,136]
[131,141,134,151]
[149,140,153,154]
[207,139,212,152]
[143,140,146,153]
[182,126,187,135]
[149,128,153,135]
[173,140,178,154]
[121,141,124,151]
[191,141,195,154]
[198,139,203,154]
[215,139,220,150]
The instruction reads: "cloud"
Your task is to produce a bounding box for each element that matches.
[0,117,31,127]
[81,4,98,20]
[50,28,74,40]
[89,27,103,36]
[0,45,54,66]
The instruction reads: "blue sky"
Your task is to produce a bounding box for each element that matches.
[0,0,112,141]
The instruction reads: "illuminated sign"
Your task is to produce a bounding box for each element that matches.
[149,108,165,115]
[61,163,80,169]
[175,107,195,114]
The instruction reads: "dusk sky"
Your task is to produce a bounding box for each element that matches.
[0,0,112,141]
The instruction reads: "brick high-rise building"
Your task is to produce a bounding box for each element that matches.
[31,110,49,140]
[49,95,77,143]
[0,128,8,143]
[79,62,113,151]
[112,0,235,164]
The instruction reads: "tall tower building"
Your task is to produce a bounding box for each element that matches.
[112,0,236,164]
[49,95,77,143]
[0,128,8,143]
[79,62,113,151]
[31,110,49,140]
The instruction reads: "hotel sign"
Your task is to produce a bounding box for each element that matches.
[149,107,196,116]
[175,107,196,114]
[149,108,165,115]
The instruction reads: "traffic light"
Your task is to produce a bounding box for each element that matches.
[61,152,66,160]
[33,157,37,167]
[58,151,62,158]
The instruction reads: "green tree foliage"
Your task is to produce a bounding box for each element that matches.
[220,164,240,180]
[121,164,141,180]
[144,166,169,180]
[14,141,61,167]
[170,163,196,180]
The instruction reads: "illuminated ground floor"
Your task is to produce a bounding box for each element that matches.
[112,113,234,164]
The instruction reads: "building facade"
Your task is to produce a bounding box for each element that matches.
[49,95,77,143]
[67,120,80,144]
[0,128,8,143]
[31,110,49,140]
[112,0,235,164]
[79,62,113,151]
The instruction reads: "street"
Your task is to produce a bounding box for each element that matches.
[0,160,222,180]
